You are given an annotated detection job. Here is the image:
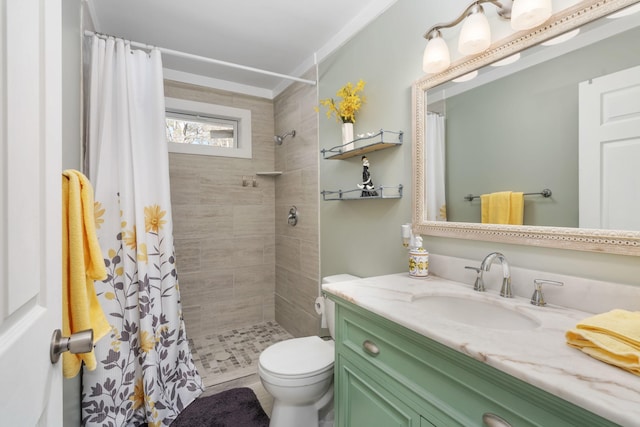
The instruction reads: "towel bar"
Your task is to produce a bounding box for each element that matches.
[464,188,552,202]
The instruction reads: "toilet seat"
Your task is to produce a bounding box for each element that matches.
[259,336,334,379]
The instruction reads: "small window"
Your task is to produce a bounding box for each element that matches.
[165,97,252,158]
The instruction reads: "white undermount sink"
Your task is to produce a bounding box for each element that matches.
[412,294,541,331]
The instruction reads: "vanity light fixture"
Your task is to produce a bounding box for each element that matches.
[452,70,479,82]
[422,0,553,74]
[490,52,521,66]
[458,3,492,55]
[510,0,552,30]
[541,28,580,46]
[422,30,451,74]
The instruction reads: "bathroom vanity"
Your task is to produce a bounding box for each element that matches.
[323,273,640,427]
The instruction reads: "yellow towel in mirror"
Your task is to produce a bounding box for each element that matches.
[566,309,640,376]
[62,170,110,378]
[480,191,524,225]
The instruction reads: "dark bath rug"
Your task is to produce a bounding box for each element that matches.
[170,387,270,427]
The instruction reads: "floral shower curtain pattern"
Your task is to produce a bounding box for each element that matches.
[83,35,203,426]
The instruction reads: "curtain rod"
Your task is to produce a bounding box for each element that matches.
[84,30,317,86]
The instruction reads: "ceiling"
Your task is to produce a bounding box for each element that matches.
[86,0,397,97]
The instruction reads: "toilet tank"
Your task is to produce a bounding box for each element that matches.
[322,274,360,339]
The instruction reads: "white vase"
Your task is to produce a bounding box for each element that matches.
[342,122,354,152]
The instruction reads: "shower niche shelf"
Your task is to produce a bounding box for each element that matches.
[321,185,403,201]
[321,129,403,160]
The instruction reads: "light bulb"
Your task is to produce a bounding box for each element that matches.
[458,8,491,55]
[452,70,478,83]
[423,35,451,74]
[541,28,580,46]
[511,0,552,31]
[490,53,521,67]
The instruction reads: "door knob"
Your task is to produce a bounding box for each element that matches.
[50,329,94,364]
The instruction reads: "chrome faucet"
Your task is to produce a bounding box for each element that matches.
[480,252,512,298]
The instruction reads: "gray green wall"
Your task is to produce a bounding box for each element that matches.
[62,0,83,425]
[444,26,640,226]
[319,0,640,287]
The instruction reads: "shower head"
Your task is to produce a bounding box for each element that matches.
[274,130,296,145]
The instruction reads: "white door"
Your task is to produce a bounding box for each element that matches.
[579,65,640,230]
[0,0,63,425]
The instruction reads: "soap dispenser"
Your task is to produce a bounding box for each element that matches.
[409,236,429,278]
[401,223,429,279]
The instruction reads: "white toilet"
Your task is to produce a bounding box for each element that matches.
[258,274,359,427]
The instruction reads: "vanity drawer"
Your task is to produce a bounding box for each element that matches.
[334,300,618,427]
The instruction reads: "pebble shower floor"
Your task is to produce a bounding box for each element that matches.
[188,321,293,388]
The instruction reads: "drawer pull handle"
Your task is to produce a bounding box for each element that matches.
[362,340,380,356]
[482,413,512,427]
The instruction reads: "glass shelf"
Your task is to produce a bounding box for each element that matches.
[321,185,403,201]
[321,129,403,160]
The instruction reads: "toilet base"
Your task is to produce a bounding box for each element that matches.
[268,384,333,427]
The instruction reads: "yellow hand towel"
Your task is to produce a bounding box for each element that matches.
[509,192,524,225]
[566,309,640,376]
[480,191,524,225]
[62,170,110,379]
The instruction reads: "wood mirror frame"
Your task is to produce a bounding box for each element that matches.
[412,0,640,256]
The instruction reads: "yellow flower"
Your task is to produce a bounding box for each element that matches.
[137,243,148,263]
[104,292,116,300]
[115,266,124,276]
[129,379,145,410]
[144,204,167,233]
[94,202,105,229]
[124,226,137,250]
[439,204,447,221]
[139,330,155,353]
[319,79,366,123]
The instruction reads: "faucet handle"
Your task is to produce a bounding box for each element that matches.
[465,266,485,292]
[531,279,563,306]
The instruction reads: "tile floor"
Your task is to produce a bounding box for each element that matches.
[189,321,294,417]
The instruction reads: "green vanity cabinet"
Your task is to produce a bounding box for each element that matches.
[331,296,619,427]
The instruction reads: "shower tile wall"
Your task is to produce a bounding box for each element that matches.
[165,80,276,336]
[273,68,322,338]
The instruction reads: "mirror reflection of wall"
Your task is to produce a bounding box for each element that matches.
[428,24,640,228]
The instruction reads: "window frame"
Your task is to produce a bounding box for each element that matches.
[165,97,252,159]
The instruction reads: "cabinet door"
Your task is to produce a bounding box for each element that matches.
[421,417,436,427]
[337,359,420,427]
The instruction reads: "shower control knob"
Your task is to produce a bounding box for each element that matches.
[50,329,94,364]
[287,206,298,226]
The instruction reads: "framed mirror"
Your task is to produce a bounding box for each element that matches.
[412,0,640,256]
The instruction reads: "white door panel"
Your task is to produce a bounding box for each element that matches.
[0,0,63,425]
[579,65,640,230]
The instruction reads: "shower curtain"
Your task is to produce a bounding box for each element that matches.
[82,35,203,426]
[426,112,447,221]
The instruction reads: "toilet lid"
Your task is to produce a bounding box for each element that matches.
[259,336,334,377]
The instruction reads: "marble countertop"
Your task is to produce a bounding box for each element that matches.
[322,273,640,427]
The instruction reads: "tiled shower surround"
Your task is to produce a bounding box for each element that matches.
[166,79,278,336]
[166,69,321,365]
[273,69,322,338]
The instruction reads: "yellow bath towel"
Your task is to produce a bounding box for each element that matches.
[481,191,524,225]
[62,170,110,378]
[566,309,640,376]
